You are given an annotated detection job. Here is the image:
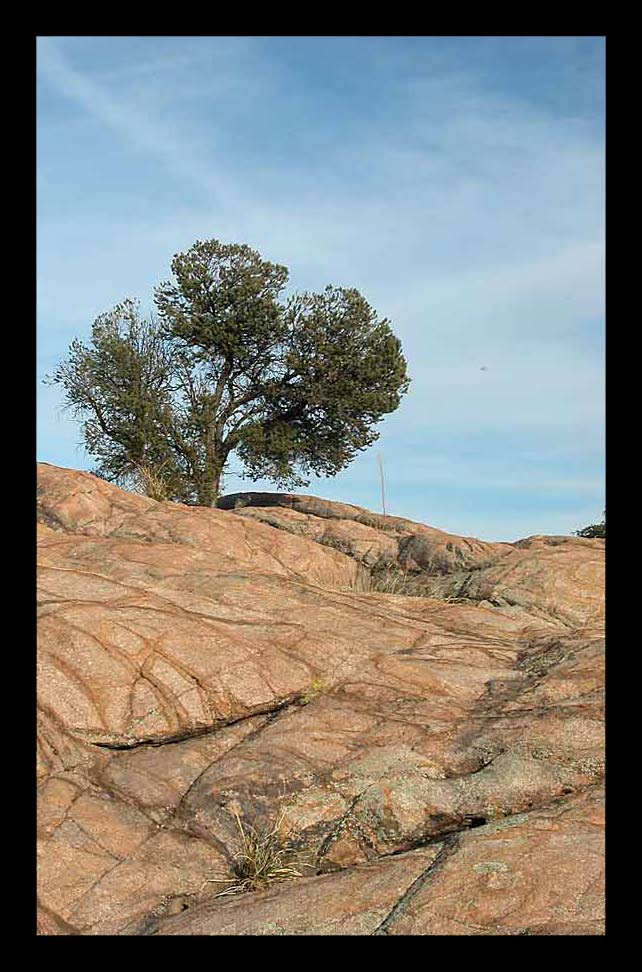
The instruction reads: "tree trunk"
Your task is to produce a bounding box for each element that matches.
[196,464,222,507]
[210,466,222,506]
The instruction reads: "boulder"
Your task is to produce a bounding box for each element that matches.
[219,490,512,573]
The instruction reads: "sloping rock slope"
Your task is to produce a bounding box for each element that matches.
[37,465,604,935]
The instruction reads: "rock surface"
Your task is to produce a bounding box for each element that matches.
[219,490,512,573]
[37,465,604,935]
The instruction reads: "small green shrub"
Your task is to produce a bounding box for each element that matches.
[574,511,605,539]
[300,677,327,704]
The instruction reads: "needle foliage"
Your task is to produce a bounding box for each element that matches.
[48,239,410,506]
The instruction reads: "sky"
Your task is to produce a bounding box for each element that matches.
[36,35,605,542]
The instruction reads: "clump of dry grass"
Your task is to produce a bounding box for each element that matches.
[133,461,174,502]
[350,562,469,601]
[204,810,312,897]
[367,562,421,595]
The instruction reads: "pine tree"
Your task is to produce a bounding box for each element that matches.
[48,239,410,506]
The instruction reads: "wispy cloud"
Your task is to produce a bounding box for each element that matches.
[37,37,247,209]
[37,36,604,540]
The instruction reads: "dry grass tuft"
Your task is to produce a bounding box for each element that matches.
[202,810,312,897]
[367,563,421,595]
[133,461,174,502]
[349,562,469,601]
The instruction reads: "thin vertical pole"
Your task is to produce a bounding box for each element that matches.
[377,453,387,516]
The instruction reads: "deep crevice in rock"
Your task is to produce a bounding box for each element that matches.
[90,693,305,751]
[373,835,461,935]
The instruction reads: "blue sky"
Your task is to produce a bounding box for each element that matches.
[37,36,605,541]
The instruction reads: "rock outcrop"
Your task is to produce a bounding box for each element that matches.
[37,465,604,935]
[218,490,512,573]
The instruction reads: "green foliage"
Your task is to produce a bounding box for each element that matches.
[46,300,183,494]
[574,511,605,539]
[300,677,328,704]
[47,239,410,505]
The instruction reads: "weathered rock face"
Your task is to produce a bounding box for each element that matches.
[219,490,512,573]
[222,492,604,630]
[153,786,604,937]
[448,535,605,629]
[37,465,604,935]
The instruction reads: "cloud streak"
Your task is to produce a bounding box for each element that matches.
[37,37,249,210]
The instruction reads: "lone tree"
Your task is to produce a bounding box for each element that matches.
[48,239,410,506]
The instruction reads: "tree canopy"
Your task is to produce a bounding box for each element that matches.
[48,239,410,506]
